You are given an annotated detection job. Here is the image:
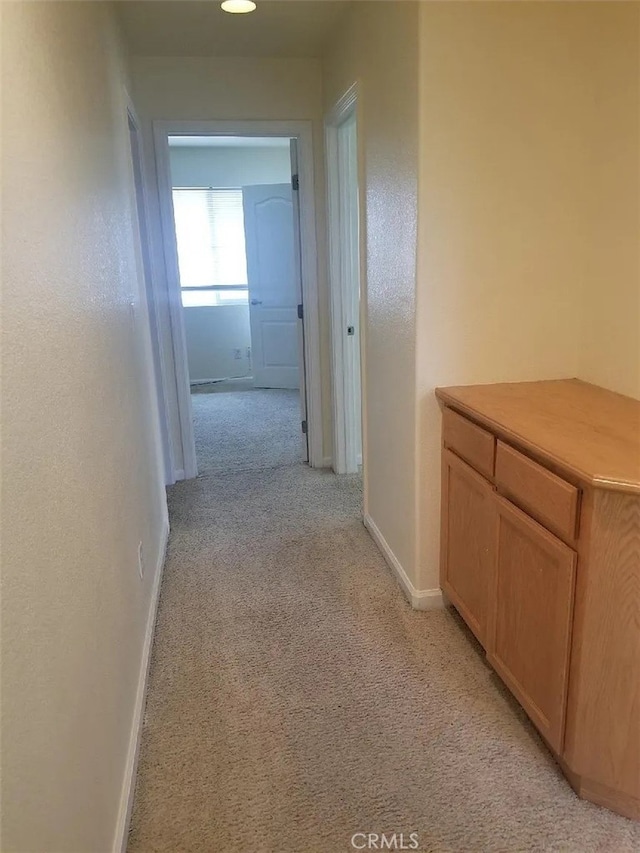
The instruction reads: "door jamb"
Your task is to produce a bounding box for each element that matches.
[325,83,364,477]
[152,119,324,476]
[125,95,175,485]
[289,139,310,463]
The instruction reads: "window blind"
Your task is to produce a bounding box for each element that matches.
[172,188,248,289]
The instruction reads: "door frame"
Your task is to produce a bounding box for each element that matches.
[152,119,324,478]
[125,96,174,485]
[325,83,365,477]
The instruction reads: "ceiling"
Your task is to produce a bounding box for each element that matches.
[169,135,291,147]
[116,0,351,58]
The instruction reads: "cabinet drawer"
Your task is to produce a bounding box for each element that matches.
[495,441,579,540]
[443,407,495,479]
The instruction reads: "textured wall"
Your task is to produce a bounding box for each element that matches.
[323,1,638,597]
[1,3,168,850]
[323,2,421,583]
[415,2,640,591]
[130,56,331,470]
[578,3,640,399]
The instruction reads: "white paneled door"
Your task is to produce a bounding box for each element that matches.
[242,184,300,390]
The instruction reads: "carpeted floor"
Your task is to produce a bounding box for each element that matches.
[191,386,303,476]
[128,465,640,853]
[191,377,256,394]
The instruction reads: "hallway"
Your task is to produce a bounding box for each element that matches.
[127,465,640,853]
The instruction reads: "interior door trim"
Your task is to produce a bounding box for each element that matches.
[151,119,324,477]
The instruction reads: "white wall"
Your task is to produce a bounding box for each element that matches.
[130,57,331,474]
[170,144,291,188]
[169,144,292,383]
[1,4,168,851]
[323,2,421,583]
[415,2,640,592]
[184,306,251,382]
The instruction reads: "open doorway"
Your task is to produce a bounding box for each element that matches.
[166,134,306,475]
[150,120,324,480]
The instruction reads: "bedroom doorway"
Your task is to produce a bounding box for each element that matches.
[152,122,322,479]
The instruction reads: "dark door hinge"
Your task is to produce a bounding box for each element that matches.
[301,420,308,435]
[297,303,304,320]
[292,174,299,191]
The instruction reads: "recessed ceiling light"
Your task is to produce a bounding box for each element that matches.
[221,0,256,13]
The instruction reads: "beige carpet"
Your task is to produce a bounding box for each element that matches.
[191,378,256,394]
[128,465,640,852]
[191,387,303,476]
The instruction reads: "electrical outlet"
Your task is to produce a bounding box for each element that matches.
[137,541,144,579]
[233,348,242,360]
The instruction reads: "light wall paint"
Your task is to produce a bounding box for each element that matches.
[130,56,332,473]
[169,145,292,383]
[415,2,640,592]
[323,1,639,598]
[323,2,420,580]
[578,4,640,399]
[184,306,251,382]
[1,4,168,852]
[169,144,292,188]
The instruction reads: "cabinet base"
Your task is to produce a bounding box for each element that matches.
[559,758,640,822]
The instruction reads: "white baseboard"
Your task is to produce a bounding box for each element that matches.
[190,375,251,385]
[410,586,446,611]
[113,522,169,853]
[321,456,363,471]
[363,514,443,611]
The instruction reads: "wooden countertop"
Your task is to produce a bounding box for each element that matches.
[435,379,640,494]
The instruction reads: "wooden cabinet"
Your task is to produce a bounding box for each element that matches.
[440,449,494,645]
[488,496,576,753]
[435,379,640,821]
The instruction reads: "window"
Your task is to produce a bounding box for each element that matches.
[171,188,249,306]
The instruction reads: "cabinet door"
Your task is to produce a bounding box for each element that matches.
[487,496,577,753]
[440,449,494,645]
